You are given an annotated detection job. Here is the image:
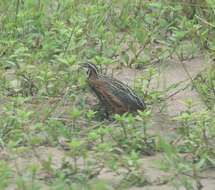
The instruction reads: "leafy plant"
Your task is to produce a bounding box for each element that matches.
[0,0,215,189]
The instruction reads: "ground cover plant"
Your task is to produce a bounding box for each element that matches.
[0,0,215,190]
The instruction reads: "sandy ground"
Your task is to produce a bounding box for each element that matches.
[103,56,214,190]
[2,56,215,190]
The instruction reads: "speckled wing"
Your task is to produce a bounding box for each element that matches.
[88,79,126,113]
[101,75,145,111]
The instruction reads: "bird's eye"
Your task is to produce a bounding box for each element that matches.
[86,69,91,77]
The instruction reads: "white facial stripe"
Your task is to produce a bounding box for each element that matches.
[88,63,99,75]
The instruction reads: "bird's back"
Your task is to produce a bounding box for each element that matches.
[83,62,145,115]
[88,73,145,114]
[100,75,145,111]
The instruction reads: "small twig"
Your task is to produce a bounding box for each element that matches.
[63,27,76,56]
[88,164,104,179]
[15,0,20,25]
[181,171,215,180]
[128,34,152,67]
[40,87,70,123]
[166,82,190,100]
[129,45,145,67]
[195,15,215,28]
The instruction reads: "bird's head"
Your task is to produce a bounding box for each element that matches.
[81,62,99,78]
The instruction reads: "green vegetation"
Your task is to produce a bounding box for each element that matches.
[0,0,215,190]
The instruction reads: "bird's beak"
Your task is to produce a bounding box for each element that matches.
[77,64,84,74]
[80,63,89,72]
[77,63,88,75]
[80,63,88,68]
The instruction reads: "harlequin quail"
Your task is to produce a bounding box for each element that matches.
[82,62,145,117]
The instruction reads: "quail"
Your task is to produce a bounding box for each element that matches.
[82,62,145,117]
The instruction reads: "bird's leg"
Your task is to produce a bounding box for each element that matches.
[92,103,109,120]
[104,109,109,119]
[100,105,110,120]
[92,103,102,111]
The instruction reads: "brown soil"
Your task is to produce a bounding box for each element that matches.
[3,56,215,190]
